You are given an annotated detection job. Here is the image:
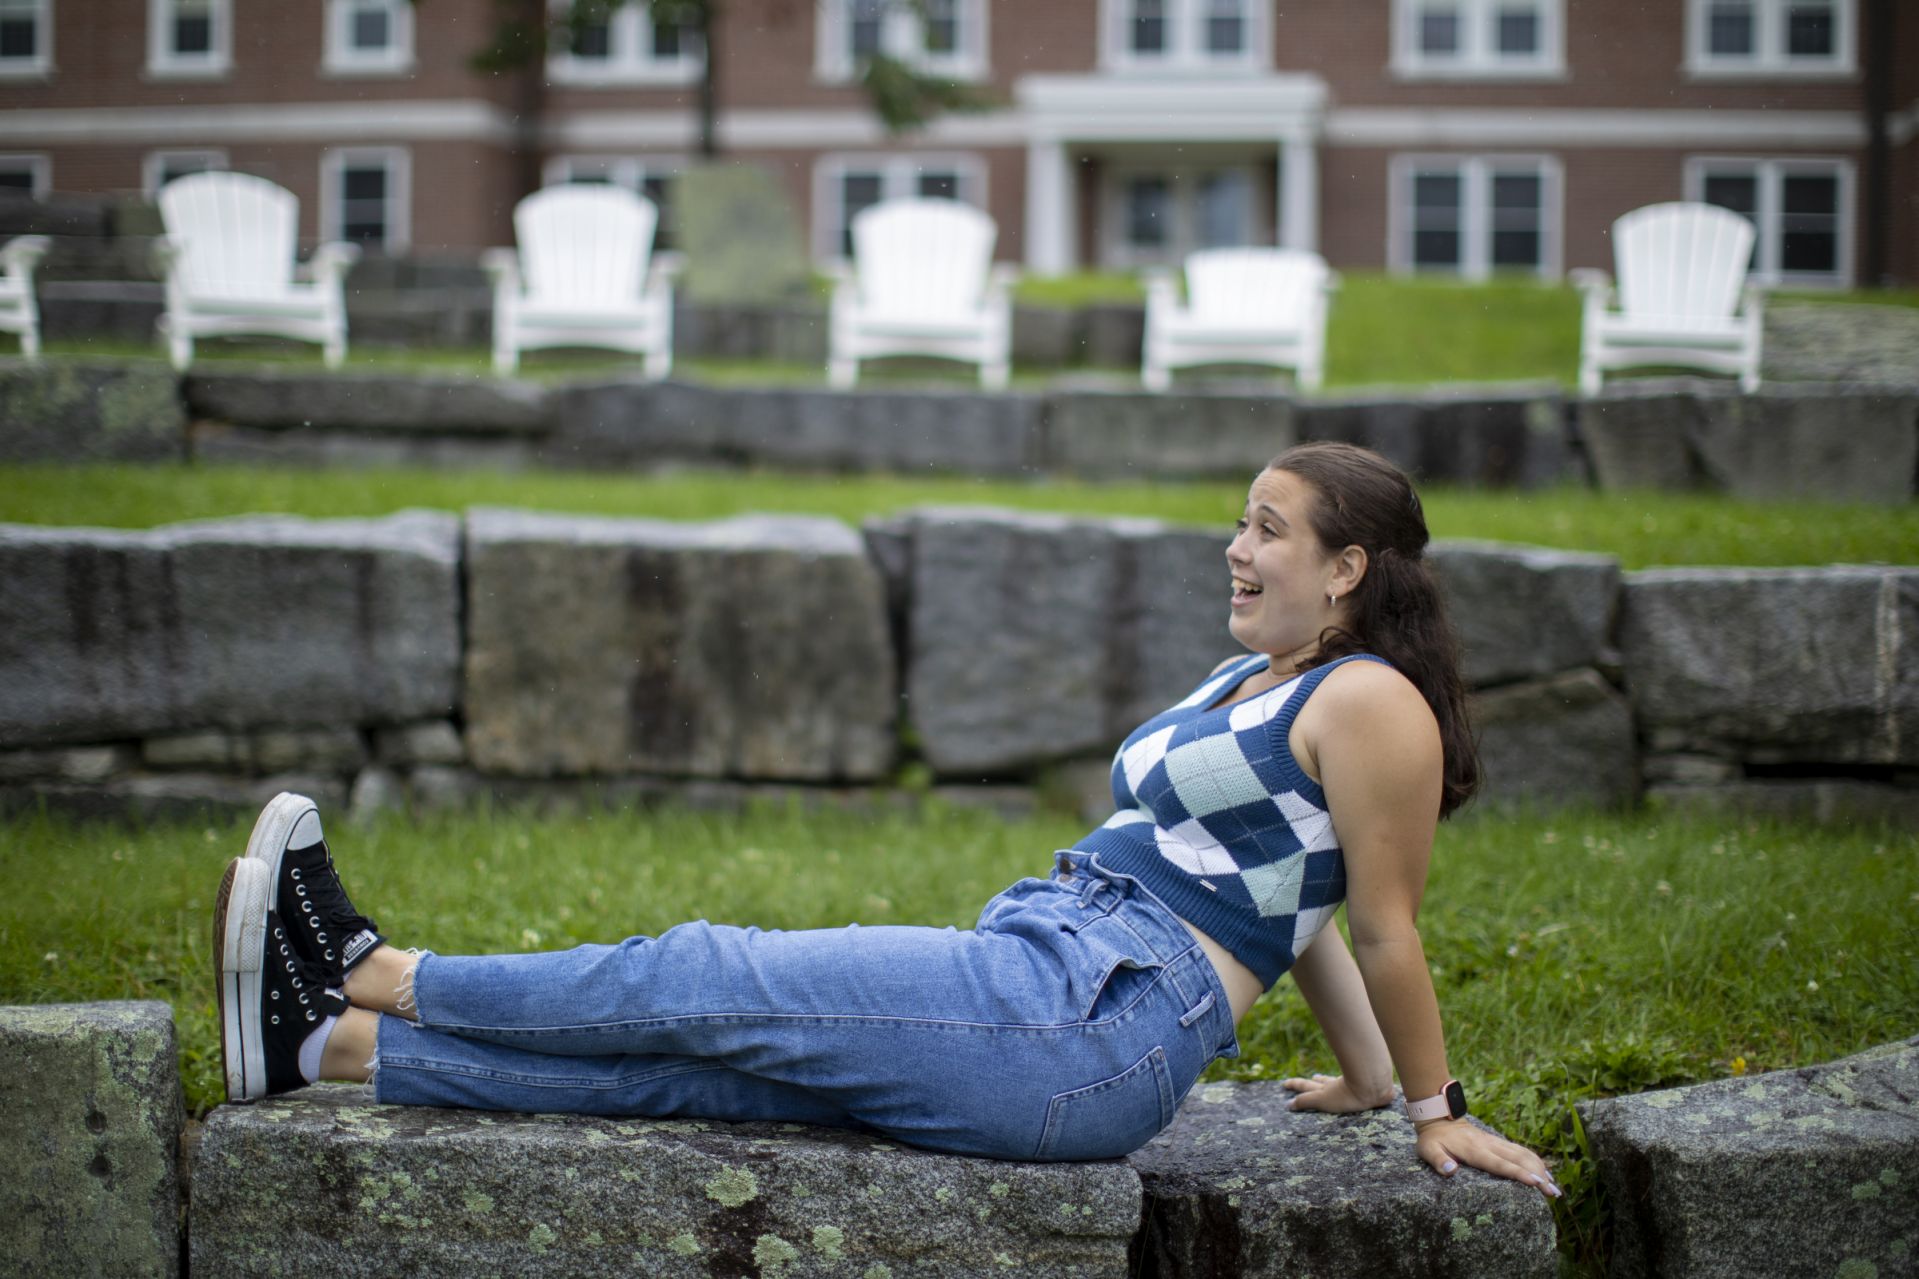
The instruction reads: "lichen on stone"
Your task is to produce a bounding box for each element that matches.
[811,1224,846,1260]
[1450,1216,1472,1242]
[862,1265,894,1279]
[526,1222,557,1253]
[1833,1260,1878,1279]
[667,1231,701,1257]
[462,1189,494,1215]
[1852,1181,1883,1200]
[989,1181,1010,1198]
[703,1164,759,1207]
[753,1232,800,1272]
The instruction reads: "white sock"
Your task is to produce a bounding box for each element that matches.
[298,1014,339,1084]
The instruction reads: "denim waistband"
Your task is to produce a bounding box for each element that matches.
[1050,848,1240,1059]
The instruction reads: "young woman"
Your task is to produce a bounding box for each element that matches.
[213,441,1558,1194]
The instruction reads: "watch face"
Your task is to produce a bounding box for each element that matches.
[1445,1079,1469,1119]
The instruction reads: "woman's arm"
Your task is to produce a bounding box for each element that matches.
[1304,662,1560,1198]
[1282,923,1394,1111]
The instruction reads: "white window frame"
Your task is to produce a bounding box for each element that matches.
[141,148,227,199]
[1098,0,1270,74]
[147,0,231,78]
[1390,0,1565,79]
[322,0,415,75]
[1684,0,1855,78]
[320,146,411,255]
[546,0,704,87]
[810,152,988,262]
[814,0,989,83]
[0,153,50,199]
[1683,155,1853,287]
[0,0,52,79]
[1387,153,1563,280]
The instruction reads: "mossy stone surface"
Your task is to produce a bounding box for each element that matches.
[1580,1035,1919,1279]
[1126,1080,1557,1278]
[0,1000,183,1279]
[190,1086,1138,1277]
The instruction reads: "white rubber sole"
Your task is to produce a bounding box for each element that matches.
[214,856,271,1103]
[244,791,315,914]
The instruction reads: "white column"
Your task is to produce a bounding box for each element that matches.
[1025,137,1075,274]
[1280,132,1318,253]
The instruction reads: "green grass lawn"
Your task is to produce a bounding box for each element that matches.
[3,462,1915,570]
[36,274,1917,392]
[1,800,1912,1270]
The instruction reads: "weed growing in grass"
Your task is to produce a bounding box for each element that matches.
[2,800,1911,1273]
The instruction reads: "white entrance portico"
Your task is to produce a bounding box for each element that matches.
[1015,75,1329,274]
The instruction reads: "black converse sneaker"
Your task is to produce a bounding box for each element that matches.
[244,792,384,979]
[214,857,349,1103]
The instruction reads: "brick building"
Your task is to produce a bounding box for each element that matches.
[0,0,1912,286]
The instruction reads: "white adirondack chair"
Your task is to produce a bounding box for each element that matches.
[154,172,360,371]
[827,198,1016,390]
[482,186,682,378]
[0,235,50,360]
[1572,202,1763,395]
[1142,248,1337,392]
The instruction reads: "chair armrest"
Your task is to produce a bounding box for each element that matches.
[648,250,687,284]
[1142,266,1180,316]
[150,235,181,280]
[825,259,858,311]
[1322,270,1342,293]
[479,247,519,283]
[304,241,362,285]
[1,234,49,280]
[1568,268,1612,299]
[1740,280,1766,320]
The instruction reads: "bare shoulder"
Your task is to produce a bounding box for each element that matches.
[1295,659,1440,771]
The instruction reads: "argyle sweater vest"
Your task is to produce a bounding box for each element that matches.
[1071,651,1389,989]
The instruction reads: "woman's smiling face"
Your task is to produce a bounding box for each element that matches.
[1226,468,1345,662]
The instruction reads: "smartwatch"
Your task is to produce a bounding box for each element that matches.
[1406,1079,1469,1123]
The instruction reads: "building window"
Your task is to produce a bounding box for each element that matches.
[1685,157,1851,286]
[324,0,413,74]
[1389,155,1561,279]
[142,149,227,199]
[542,156,681,251]
[548,1,703,85]
[0,0,50,77]
[811,154,986,260]
[0,154,49,199]
[322,148,409,254]
[148,0,231,77]
[815,0,987,82]
[1686,0,1852,75]
[1392,0,1563,77]
[1102,0,1265,70]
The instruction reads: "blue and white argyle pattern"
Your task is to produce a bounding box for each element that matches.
[1073,651,1387,987]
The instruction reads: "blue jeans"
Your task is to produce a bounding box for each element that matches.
[372,850,1240,1161]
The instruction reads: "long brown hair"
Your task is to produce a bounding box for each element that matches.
[1269,442,1479,817]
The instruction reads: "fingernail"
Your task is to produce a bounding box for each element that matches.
[1441,1160,1457,1173]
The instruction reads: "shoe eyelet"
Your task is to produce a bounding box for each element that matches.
[270,1014,280,1025]
[273,927,284,939]
[291,868,301,880]
[305,1010,317,1022]
[301,902,314,914]
[291,975,302,988]
[308,918,319,929]
[298,992,309,1005]
[317,932,328,943]
[278,944,289,956]
[296,885,307,897]
[269,990,280,1000]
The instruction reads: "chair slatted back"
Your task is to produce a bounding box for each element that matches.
[516,186,658,306]
[1182,248,1329,328]
[158,172,299,299]
[1614,202,1756,327]
[852,199,997,318]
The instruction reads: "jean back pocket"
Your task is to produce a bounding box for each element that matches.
[1034,1046,1175,1161]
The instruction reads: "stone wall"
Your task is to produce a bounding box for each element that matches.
[6,998,1907,1278]
[8,361,1915,501]
[2,508,1912,822]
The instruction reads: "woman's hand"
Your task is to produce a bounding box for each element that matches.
[1281,1072,1393,1114]
[1414,1118,1562,1201]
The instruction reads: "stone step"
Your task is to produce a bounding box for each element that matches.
[1579,1035,1919,1279]
[0,1001,183,1279]
[189,1086,1141,1278]
[1126,1081,1558,1278]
